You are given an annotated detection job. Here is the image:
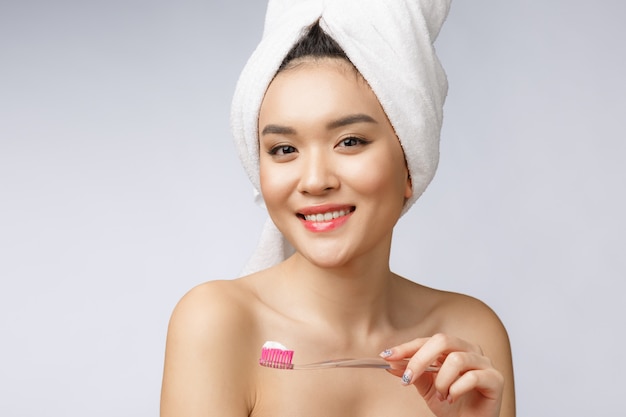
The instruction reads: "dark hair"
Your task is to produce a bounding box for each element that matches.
[278,21,349,71]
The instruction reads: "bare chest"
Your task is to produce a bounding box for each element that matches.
[251,367,434,417]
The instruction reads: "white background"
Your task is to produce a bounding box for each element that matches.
[1,0,624,415]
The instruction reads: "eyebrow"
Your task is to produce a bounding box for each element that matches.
[260,113,377,136]
[326,113,378,130]
[260,124,297,136]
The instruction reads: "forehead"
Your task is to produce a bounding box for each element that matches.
[259,58,385,122]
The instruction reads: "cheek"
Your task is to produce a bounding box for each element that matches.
[259,160,292,211]
[346,151,408,200]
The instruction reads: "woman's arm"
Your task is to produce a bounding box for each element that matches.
[160,282,254,417]
[382,296,515,417]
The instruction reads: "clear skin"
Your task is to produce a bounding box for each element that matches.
[160,58,516,417]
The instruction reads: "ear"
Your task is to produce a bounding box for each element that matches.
[404,172,413,200]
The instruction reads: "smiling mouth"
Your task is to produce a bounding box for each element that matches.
[297,207,355,222]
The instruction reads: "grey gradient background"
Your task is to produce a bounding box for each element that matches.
[1,0,624,415]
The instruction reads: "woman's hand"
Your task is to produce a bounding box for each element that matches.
[381,333,504,417]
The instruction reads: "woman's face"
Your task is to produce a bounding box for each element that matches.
[258,58,412,268]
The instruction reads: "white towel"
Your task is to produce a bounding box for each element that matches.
[231,0,451,275]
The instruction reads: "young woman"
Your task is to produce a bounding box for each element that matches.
[161,2,515,416]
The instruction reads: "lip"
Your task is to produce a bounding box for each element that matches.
[296,204,355,233]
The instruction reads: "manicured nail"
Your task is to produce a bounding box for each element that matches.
[380,349,393,358]
[401,369,413,385]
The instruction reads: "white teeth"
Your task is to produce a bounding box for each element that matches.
[304,209,349,222]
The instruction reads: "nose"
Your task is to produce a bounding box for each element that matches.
[296,149,339,195]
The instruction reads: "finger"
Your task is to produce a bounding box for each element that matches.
[379,337,430,360]
[383,333,482,361]
[433,351,494,398]
[447,368,504,403]
[400,333,483,384]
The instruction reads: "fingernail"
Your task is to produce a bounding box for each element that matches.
[379,349,393,358]
[401,369,413,385]
[436,392,445,402]
[447,394,453,404]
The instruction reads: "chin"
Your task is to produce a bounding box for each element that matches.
[297,246,360,270]
[308,257,350,269]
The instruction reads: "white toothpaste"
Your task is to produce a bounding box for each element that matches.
[263,340,290,350]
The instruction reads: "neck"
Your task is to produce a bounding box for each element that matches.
[279,251,398,342]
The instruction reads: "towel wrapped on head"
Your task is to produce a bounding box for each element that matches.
[231,0,452,275]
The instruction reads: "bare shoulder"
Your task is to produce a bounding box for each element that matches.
[397,279,509,344]
[417,284,516,415]
[160,278,260,417]
[165,279,259,352]
[398,278,513,367]
[168,279,256,332]
[432,289,510,350]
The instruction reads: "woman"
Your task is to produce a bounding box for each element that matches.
[161,1,515,416]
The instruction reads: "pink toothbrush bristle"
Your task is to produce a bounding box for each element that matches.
[259,347,294,369]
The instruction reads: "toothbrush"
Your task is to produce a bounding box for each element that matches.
[259,341,440,371]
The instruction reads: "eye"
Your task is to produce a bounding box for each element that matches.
[337,136,370,148]
[268,145,297,156]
